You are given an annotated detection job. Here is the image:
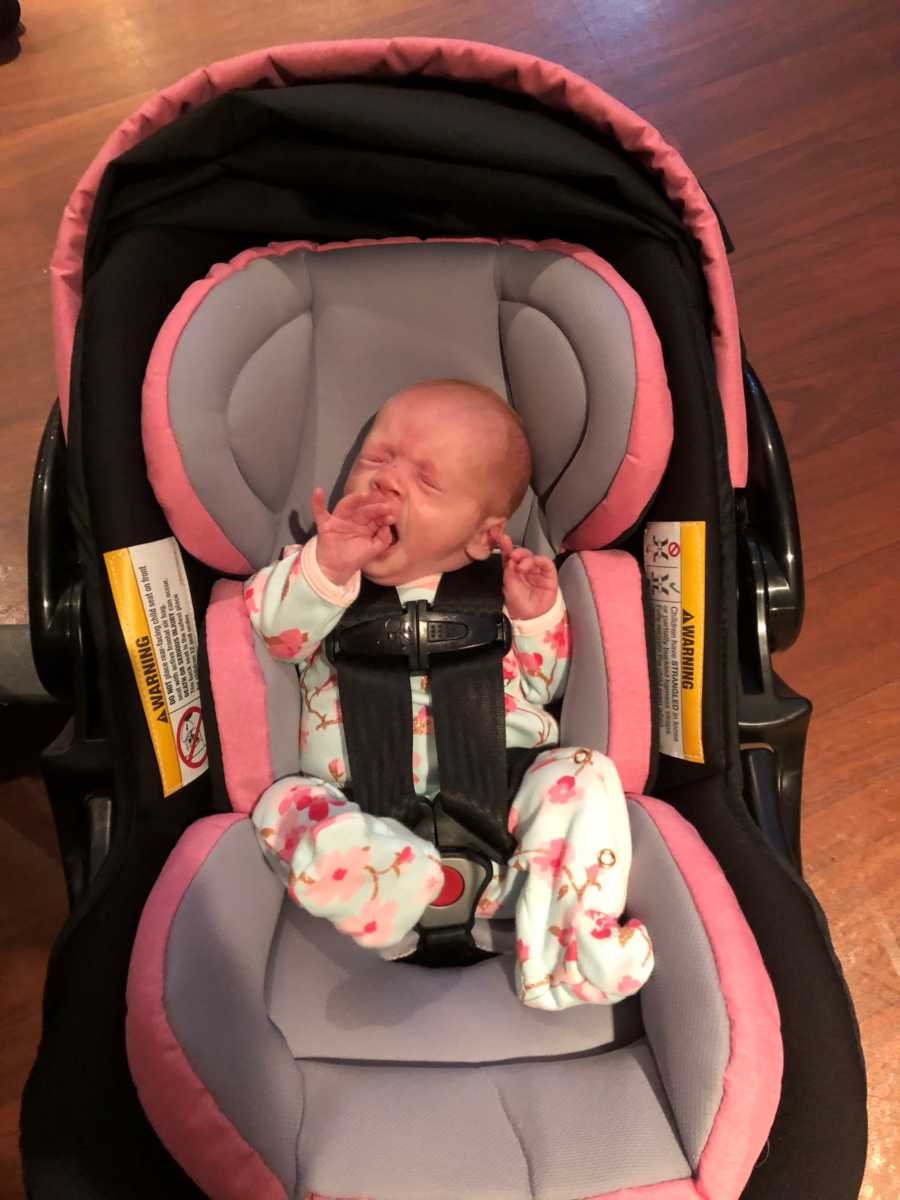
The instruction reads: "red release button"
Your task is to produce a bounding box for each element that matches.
[430,865,465,908]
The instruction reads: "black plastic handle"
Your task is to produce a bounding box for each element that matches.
[28,402,81,702]
[741,360,805,652]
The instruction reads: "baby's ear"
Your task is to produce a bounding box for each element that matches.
[467,516,506,561]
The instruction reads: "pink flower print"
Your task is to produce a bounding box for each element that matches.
[476,893,501,918]
[277,823,307,864]
[418,862,446,905]
[530,838,573,884]
[548,922,579,963]
[516,938,530,964]
[504,693,518,713]
[243,580,260,616]
[549,960,581,990]
[502,652,518,682]
[518,650,544,675]
[278,785,314,816]
[279,784,344,824]
[337,898,399,947]
[584,910,617,940]
[412,705,434,734]
[328,757,346,785]
[264,627,308,660]
[545,774,581,805]
[411,749,423,786]
[543,616,570,657]
[572,979,608,1004]
[300,846,369,907]
[507,805,520,834]
[617,975,643,995]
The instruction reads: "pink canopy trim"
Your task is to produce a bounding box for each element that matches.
[50,37,746,486]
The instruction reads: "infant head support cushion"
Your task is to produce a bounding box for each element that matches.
[142,237,673,573]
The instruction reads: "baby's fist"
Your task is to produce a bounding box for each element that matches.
[495,533,558,621]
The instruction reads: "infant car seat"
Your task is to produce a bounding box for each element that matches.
[22,38,866,1200]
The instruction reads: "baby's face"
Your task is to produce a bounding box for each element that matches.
[343,387,506,585]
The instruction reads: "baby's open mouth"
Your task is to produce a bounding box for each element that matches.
[387,524,400,546]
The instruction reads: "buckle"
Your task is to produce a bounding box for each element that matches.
[329,600,511,672]
[417,851,491,930]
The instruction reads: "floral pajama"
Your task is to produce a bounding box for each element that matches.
[246,535,654,1010]
[252,743,653,1012]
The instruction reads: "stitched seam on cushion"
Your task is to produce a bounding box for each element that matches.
[226,311,312,514]
[489,1070,535,1199]
[507,299,591,510]
[560,267,645,548]
[292,1058,306,1200]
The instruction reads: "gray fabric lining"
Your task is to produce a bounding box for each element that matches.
[161,801,733,1197]
[558,553,610,754]
[266,899,642,1064]
[163,820,303,1198]
[627,801,730,1167]
[165,242,640,567]
[294,1044,689,1199]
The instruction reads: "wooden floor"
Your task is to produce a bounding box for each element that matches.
[1,2,898,1197]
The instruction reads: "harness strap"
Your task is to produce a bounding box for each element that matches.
[331,576,427,832]
[427,556,515,862]
[331,555,545,966]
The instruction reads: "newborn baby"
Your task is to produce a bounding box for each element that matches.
[245,379,653,1010]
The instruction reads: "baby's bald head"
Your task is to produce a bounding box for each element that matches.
[384,379,532,518]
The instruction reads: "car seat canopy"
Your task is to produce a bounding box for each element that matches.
[142,237,673,573]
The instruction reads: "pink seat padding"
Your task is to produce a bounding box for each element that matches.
[205,579,300,814]
[631,797,784,1200]
[560,550,653,795]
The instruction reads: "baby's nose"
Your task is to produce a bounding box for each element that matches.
[373,467,404,497]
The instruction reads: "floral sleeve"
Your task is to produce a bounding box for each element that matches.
[243,536,360,666]
[511,588,571,704]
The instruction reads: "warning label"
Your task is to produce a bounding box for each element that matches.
[643,522,706,763]
[104,537,207,795]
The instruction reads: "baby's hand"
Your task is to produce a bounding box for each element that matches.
[312,488,395,585]
[495,532,558,621]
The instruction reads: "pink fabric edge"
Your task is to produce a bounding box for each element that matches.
[125,812,288,1200]
[579,550,651,795]
[632,795,784,1200]
[542,240,673,550]
[50,37,746,486]
[143,234,670,569]
[206,579,275,812]
[582,1181,697,1200]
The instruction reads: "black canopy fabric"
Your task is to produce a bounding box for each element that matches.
[21,76,865,1200]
